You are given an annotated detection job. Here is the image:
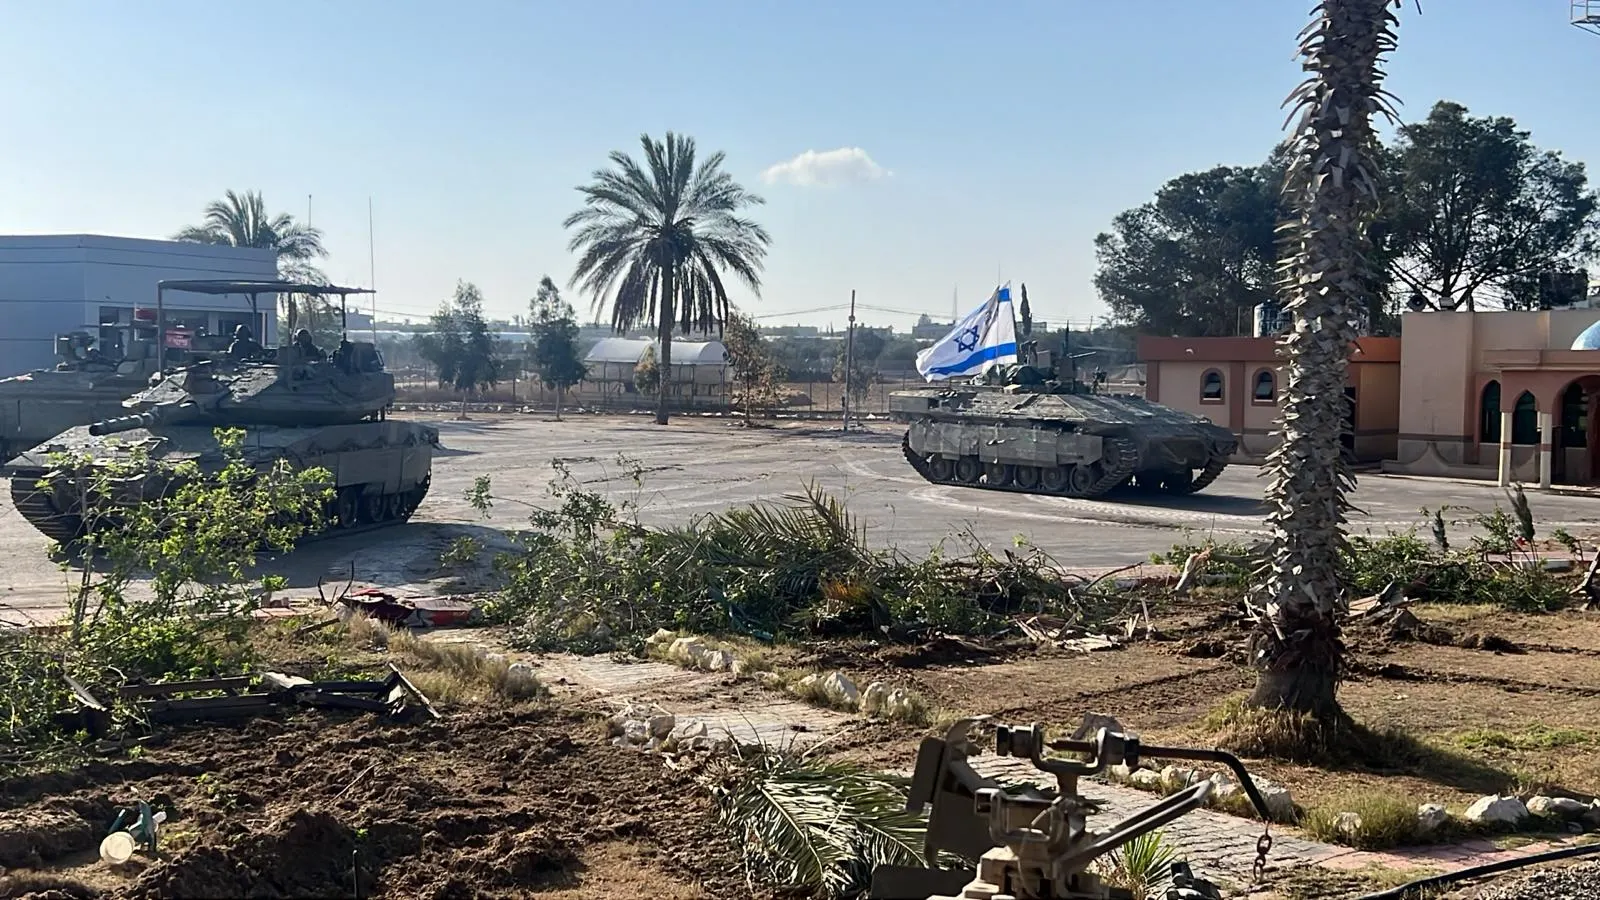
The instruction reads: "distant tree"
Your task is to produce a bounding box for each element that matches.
[172,189,330,338]
[634,344,662,397]
[1019,283,1034,336]
[1384,101,1600,310]
[565,132,772,425]
[1094,161,1288,337]
[850,330,887,365]
[722,311,784,422]
[528,275,589,420]
[413,306,464,390]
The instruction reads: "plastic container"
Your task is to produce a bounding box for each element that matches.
[99,831,136,865]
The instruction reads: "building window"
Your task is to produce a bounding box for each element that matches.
[1481,381,1501,443]
[1513,391,1539,446]
[1252,369,1276,403]
[1200,369,1224,403]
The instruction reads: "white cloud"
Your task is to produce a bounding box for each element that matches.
[761,147,889,187]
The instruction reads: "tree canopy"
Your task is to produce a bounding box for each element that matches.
[1384,101,1599,311]
[1096,100,1600,333]
[414,281,500,396]
[565,132,771,424]
[528,276,589,419]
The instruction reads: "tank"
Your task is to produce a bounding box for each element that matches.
[0,331,165,464]
[4,333,439,545]
[890,343,1238,499]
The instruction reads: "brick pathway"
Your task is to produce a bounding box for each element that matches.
[970,756,1587,892]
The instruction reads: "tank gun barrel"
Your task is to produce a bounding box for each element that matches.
[88,411,162,437]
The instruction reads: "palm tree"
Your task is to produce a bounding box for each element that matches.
[564,132,771,425]
[1250,0,1403,721]
[172,189,330,336]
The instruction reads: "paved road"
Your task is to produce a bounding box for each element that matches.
[6,413,1600,624]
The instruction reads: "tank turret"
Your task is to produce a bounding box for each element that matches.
[6,280,436,545]
[0,331,166,463]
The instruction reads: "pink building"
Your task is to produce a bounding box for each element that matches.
[1389,309,1600,487]
[1138,335,1401,463]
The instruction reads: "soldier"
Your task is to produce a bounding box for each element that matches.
[292,328,324,361]
[228,324,263,360]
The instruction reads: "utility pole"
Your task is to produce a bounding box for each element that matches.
[842,289,857,431]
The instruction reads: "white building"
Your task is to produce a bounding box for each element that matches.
[0,235,279,377]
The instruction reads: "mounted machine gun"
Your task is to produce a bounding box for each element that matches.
[870,719,1275,900]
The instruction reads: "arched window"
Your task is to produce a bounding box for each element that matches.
[1512,391,1539,446]
[1481,381,1501,443]
[1252,369,1276,403]
[1200,369,1224,403]
[1561,382,1588,449]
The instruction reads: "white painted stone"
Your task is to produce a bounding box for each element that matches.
[755,671,785,688]
[705,649,735,672]
[646,628,676,646]
[861,682,890,716]
[622,720,650,744]
[667,637,707,665]
[1465,795,1529,826]
[1248,777,1295,820]
[1130,769,1165,789]
[1417,803,1450,834]
[731,659,749,677]
[821,671,860,707]
[1528,796,1587,819]
[1109,763,1135,781]
[1207,772,1241,803]
[673,721,709,741]
[1335,812,1364,838]
[796,673,822,693]
[1160,766,1198,792]
[647,714,675,739]
[885,688,914,719]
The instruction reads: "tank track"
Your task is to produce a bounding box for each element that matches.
[1161,451,1231,495]
[7,473,431,547]
[900,432,1139,499]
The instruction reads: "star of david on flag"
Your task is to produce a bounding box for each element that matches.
[915,284,1019,382]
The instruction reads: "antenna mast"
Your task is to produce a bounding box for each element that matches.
[368,197,378,342]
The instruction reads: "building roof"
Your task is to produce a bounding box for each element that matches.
[585,338,727,365]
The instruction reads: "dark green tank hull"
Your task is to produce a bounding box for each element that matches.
[6,420,437,545]
[890,385,1238,499]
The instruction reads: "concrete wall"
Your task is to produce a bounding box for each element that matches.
[0,235,278,377]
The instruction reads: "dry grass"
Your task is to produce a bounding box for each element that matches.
[341,615,546,706]
[1301,791,1424,849]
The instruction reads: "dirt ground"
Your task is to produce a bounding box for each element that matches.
[0,707,762,900]
[799,593,1600,816]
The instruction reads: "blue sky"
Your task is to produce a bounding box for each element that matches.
[0,1,1594,332]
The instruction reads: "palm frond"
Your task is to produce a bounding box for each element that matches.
[709,747,926,897]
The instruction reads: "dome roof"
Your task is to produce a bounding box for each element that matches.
[1572,319,1600,350]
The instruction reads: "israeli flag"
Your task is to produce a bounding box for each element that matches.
[915,285,1019,381]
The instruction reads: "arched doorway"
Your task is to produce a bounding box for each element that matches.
[1512,391,1539,446]
[1558,376,1600,483]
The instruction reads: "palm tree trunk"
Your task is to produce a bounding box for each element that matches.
[656,267,675,426]
[1251,0,1398,719]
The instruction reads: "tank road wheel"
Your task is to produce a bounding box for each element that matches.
[363,490,389,523]
[384,493,405,520]
[983,462,1014,487]
[954,456,983,484]
[1067,463,1099,497]
[1013,466,1042,490]
[335,488,360,529]
[928,455,956,482]
[1041,465,1070,493]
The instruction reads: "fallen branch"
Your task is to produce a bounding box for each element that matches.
[1572,550,1600,611]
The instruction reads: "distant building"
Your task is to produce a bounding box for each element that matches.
[583,337,729,406]
[761,324,820,338]
[913,319,953,340]
[0,234,278,377]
